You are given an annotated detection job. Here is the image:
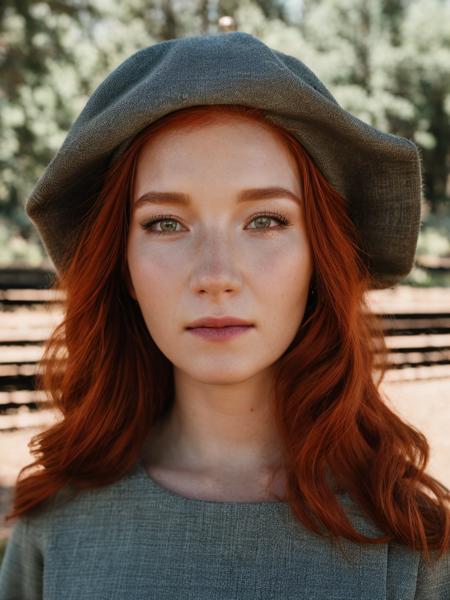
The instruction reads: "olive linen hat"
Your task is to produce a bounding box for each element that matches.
[25,31,423,288]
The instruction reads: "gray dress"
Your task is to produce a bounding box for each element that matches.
[0,459,449,599]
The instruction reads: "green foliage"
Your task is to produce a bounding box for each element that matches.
[1,0,449,271]
[417,218,450,259]
[404,268,450,288]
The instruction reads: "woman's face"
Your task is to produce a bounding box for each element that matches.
[127,115,313,384]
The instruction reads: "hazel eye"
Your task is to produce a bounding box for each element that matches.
[142,215,183,234]
[140,211,291,235]
[247,214,289,230]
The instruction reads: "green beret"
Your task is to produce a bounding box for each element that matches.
[25,32,422,288]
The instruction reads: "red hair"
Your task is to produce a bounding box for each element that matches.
[5,104,450,564]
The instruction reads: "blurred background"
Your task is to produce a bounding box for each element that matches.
[1,0,449,555]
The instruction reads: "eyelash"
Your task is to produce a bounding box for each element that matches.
[140,211,291,235]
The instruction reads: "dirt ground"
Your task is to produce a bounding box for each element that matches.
[1,375,449,541]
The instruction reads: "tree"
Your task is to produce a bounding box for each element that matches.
[1,0,449,265]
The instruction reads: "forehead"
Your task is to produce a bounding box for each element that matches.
[134,117,300,190]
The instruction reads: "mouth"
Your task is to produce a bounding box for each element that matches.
[187,325,254,340]
[186,316,253,329]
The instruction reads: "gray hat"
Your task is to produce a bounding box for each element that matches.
[25,31,423,288]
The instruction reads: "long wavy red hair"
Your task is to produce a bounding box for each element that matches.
[5,104,450,564]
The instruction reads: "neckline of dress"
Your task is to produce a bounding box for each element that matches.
[134,458,290,508]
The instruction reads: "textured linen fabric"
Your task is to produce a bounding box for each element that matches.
[0,459,449,600]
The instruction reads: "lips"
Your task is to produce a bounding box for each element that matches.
[186,316,253,329]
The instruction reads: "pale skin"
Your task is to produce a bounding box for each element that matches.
[126,112,313,501]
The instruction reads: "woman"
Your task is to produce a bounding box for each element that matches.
[0,31,449,599]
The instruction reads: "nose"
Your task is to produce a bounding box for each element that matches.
[189,231,242,296]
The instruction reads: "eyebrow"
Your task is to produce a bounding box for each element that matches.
[134,186,302,208]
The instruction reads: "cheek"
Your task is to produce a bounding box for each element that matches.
[127,244,181,310]
[257,244,312,342]
[249,236,312,296]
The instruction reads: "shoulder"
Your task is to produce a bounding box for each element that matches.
[0,466,142,599]
[413,547,450,599]
[12,462,143,544]
[336,492,450,598]
[382,542,450,599]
